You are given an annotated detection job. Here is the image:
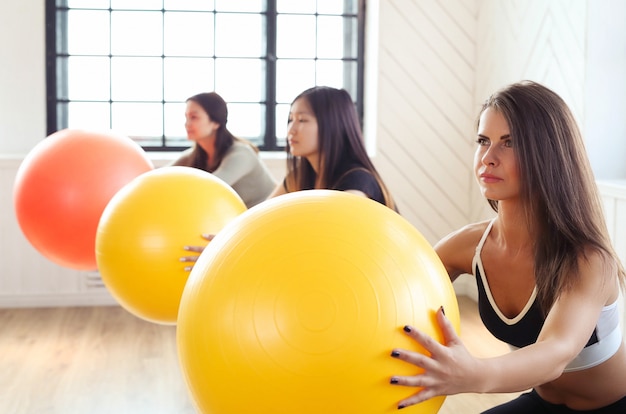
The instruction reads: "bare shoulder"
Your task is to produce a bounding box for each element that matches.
[434,220,492,280]
[436,221,490,245]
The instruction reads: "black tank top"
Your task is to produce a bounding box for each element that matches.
[474,220,598,349]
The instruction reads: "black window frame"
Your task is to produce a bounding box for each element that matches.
[45,0,366,152]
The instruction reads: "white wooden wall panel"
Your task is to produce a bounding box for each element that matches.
[475,0,586,126]
[0,158,116,307]
[469,0,587,224]
[376,0,589,296]
[376,0,477,245]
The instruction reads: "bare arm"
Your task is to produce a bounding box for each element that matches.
[390,250,613,408]
[267,180,287,199]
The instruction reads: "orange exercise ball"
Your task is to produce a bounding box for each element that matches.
[13,129,153,270]
[177,190,460,414]
[95,166,247,325]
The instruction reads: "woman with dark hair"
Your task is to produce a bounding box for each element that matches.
[268,86,396,210]
[171,92,276,208]
[390,81,626,413]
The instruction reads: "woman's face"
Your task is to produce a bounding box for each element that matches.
[474,107,521,202]
[185,100,219,142]
[287,97,319,161]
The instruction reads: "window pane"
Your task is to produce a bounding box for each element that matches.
[164,58,215,101]
[317,0,358,15]
[111,57,162,101]
[164,0,214,11]
[66,102,111,131]
[276,0,315,13]
[315,60,345,89]
[228,103,263,140]
[277,15,316,58]
[316,16,345,59]
[111,0,161,10]
[56,57,69,100]
[67,57,111,100]
[67,0,109,9]
[164,12,214,56]
[275,103,290,145]
[164,102,187,140]
[276,60,315,103]
[67,10,110,55]
[336,60,358,98]
[215,0,263,12]
[215,14,264,57]
[215,59,263,101]
[111,11,162,56]
[112,102,163,137]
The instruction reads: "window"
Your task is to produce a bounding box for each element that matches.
[46,0,365,151]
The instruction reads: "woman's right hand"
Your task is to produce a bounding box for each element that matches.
[390,306,482,409]
[180,233,214,272]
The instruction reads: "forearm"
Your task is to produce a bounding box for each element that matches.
[475,341,571,393]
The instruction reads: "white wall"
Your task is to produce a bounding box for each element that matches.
[0,2,46,155]
[585,0,626,180]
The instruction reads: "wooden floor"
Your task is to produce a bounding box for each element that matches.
[0,296,521,413]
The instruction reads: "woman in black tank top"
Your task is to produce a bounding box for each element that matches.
[389,81,626,413]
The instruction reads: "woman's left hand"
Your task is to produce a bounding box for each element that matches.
[390,306,482,409]
[179,233,214,271]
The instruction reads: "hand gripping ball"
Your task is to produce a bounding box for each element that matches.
[13,129,153,270]
[95,166,247,325]
[177,190,460,414]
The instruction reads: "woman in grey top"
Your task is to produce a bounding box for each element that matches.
[170,92,276,208]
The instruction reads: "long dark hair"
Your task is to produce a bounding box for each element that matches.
[285,86,396,210]
[186,92,257,172]
[478,80,625,312]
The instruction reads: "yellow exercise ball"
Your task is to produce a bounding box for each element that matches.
[96,166,247,325]
[177,190,460,414]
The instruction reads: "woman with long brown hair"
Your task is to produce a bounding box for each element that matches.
[390,81,626,413]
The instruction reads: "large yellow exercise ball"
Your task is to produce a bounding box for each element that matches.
[96,166,247,325]
[177,190,460,414]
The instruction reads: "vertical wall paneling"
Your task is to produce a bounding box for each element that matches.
[376,0,477,245]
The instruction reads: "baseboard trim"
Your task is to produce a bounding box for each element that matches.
[0,292,118,308]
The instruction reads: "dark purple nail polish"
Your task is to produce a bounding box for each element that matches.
[391,350,400,357]
[403,325,411,333]
[398,404,406,410]
[440,305,446,316]
[390,377,399,384]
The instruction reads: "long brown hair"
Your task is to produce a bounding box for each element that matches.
[478,80,625,312]
[284,86,396,210]
[186,92,258,172]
